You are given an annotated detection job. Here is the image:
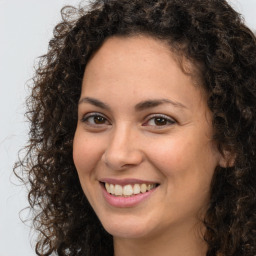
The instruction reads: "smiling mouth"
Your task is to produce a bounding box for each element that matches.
[103,182,159,197]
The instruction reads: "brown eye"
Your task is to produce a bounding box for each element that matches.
[94,115,106,124]
[154,117,168,126]
[82,113,110,126]
[143,114,175,128]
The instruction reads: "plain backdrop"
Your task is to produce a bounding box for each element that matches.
[0,1,255,255]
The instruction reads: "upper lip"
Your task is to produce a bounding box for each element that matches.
[99,178,159,186]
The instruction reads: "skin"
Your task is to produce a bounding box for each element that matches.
[73,35,226,256]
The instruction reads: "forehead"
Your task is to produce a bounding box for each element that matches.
[85,35,202,85]
[85,35,174,76]
[81,35,206,111]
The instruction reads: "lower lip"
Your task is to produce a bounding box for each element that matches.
[101,184,157,208]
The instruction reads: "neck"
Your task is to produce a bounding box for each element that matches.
[113,221,207,256]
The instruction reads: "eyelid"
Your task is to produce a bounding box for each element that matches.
[81,112,111,125]
[142,113,176,127]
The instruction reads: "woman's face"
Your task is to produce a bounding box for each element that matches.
[73,36,224,240]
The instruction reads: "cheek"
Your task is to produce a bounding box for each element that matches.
[145,133,218,201]
[73,130,103,177]
[148,133,218,172]
[145,136,195,173]
[73,130,106,209]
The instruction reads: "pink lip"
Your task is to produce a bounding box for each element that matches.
[100,183,158,208]
[100,178,158,186]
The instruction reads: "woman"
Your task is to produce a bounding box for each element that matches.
[15,0,256,255]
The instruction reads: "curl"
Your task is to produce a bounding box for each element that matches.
[15,0,256,255]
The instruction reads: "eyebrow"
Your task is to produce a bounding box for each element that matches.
[135,99,187,111]
[78,97,111,110]
[78,97,187,111]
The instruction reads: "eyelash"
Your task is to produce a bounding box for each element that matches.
[81,112,110,126]
[143,114,176,128]
[81,113,176,128]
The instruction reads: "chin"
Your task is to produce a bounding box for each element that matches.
[100,215,154,239]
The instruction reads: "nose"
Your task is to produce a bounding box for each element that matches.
[102,125,144,170]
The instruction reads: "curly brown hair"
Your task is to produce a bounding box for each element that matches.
[15,0,256,255]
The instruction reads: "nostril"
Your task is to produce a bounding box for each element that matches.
[102,150,144,170]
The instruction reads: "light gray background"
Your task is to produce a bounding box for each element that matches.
[0,1,255,255]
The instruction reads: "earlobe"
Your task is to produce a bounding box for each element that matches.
[219,150,236,168]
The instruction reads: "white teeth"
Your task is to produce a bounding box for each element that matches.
[115,185,123,196]
[140,183,147,193]
[123,185,133,196]
[133,184,141,194]
[110,184,115,194]
[104,182,157,197]
[105,183,110,193]
[147,184,154,191]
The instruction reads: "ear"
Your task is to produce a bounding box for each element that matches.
[218,149,236,168]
